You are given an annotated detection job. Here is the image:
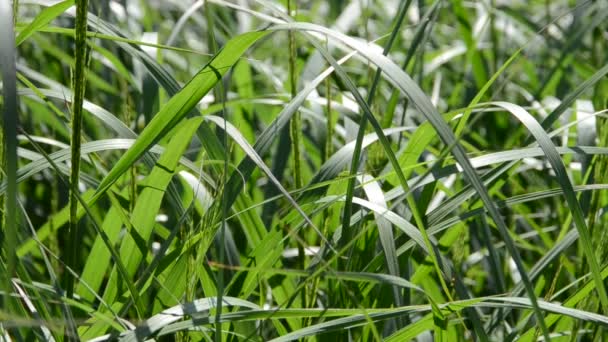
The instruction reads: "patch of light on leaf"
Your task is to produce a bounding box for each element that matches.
[281,247,320,259]
[155,214,168,223]
[109,1,126,21]
[197,93,215,109]
[576,100,596,147]
[179,170,213,211]
[140,32,158,57]
[126,0,143,20]
[507,257,521,284]
[151,241,161,255]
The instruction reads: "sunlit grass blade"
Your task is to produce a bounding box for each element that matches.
[101,117,204,307]
[15,0,74,46]
[87,31,265,207]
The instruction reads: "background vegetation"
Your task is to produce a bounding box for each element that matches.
[1,0,608,340]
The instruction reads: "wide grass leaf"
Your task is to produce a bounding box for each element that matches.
[15,0,74,46]
[87,30,266,207]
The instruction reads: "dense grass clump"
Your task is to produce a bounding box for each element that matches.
[2,0,608,340]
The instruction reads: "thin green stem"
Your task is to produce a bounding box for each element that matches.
[12,0,18,24]
[204,3,227,342]
[66,0,89,300]
[286,0,307,309]
[324,38,333,162]
[288,0,302,190]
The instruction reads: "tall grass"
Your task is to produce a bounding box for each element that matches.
[2,0,608,340]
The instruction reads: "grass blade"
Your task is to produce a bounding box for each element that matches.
[0,0,20,322]
[15,0,74,46]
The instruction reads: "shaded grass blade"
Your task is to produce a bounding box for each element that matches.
[0,0,20,320]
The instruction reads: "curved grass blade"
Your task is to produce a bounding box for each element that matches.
[266,21,550,340]
[4,139,210,200]
[340,0,413,250]
[87,296,260,342]
[541,63,608,131]
[205,115,334,251]
[358,174,401,307]
[337,0,412,318]
[487,102,608,312]
[221,50,357,228]
[518,262,608,340]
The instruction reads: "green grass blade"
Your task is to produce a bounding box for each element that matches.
[205,115,333,250]
[541,63,608,131]
[15,0,74,46]
[101,117,204,306]
[489,101,608,312]
[87,31,265,207]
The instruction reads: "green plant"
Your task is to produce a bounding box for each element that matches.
[1,0,608,340]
